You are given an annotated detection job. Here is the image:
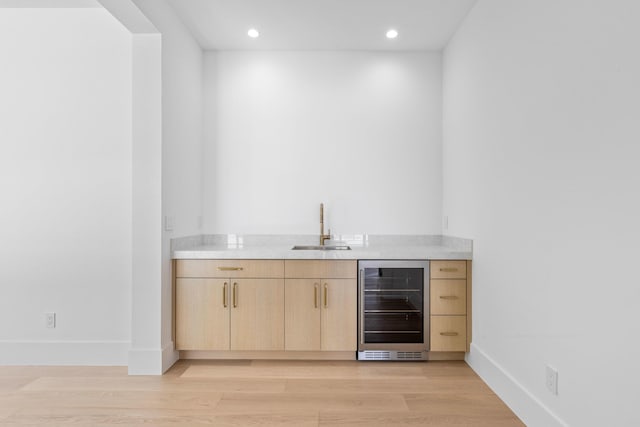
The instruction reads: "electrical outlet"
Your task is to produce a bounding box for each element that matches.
[546,365,558,395]
[45,312,56,328]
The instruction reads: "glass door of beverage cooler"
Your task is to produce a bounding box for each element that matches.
[358,260,429,354]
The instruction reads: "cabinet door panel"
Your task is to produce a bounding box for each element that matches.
[231,279,284,351]
[285,279,321,351]
[321,279,357,351]
[285,260,357,279]
[176,278,229,350]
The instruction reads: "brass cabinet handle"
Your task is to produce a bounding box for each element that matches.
[233,282,238,307]
[314,283,319,308]
[440,332,459,337]
[324,283,328,308]
[218,266,243,271]
[439,267,458,272]
[223,282,228,308]
[439,295,458,300]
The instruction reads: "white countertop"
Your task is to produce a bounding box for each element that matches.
[172,234,472,260]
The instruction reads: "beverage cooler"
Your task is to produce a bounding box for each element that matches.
[358,260,429,361]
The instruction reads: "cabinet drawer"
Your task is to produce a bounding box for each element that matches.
[430,260,467,279]
[285,260,357,279]
[430,316,467,352]
[430,280,466,315]
[176,260,284,278]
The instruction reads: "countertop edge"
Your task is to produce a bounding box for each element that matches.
[170,234,473,260]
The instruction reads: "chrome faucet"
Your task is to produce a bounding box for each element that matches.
[320,203,331,245]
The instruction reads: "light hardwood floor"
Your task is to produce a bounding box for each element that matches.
[0,360,524,426]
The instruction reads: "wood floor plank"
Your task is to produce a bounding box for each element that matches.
[1,408,319,426]
[0,377,37,392]
[206,413,318,427]
[422,361,479,377]
[0,366,126,378]
[319,410,525,426]
[182,364,357,379]
[183,360,425,380]
[2,390,222,412]
[21,376,285,393]
[20,376,169,392]
[0,408,15,421]
[404,392,519,418]
[2,408,218,426]
[286,377,492,394]
[214,392,408,414]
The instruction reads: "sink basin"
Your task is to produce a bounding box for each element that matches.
[291,245,352,251]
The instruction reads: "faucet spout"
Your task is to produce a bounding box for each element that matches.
[320,203,331,245]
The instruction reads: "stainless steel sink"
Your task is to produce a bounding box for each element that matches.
[291,245,351,251]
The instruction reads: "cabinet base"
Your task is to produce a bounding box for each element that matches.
[427,351,466,361]
[179,350,356,360]
[178,350,465,361]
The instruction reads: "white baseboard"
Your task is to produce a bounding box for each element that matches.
[162,341,179,373]
[0,340,129,365]
[128,341,178,375]
[466,343,568,427]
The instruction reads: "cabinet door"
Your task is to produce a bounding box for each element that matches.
[321,279,357,351]
[285,279,321,351]
[231,279,285,351]
[176,278,229,350]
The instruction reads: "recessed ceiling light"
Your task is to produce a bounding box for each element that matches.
[386,29,398,39]
[248,28,259,38]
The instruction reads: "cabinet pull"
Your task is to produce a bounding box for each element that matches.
[439,295,458,300]
[314,283,319,308]
[439,267,458,272]
[440,332,459,337]
[223,282,228,308]
[218,266,243,271]
[324,283,328,308]
[233,282,238,307]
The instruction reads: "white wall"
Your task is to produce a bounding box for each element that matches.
[203,51,442,235]
[131,0,203,372]
[443,1,640,425]
[0,8,132,364]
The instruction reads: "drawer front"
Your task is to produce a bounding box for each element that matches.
[176,260,284,278]
[285,260,357,279]
[430,315,467,352]
[430,260,467,279]
[430,280,466,315]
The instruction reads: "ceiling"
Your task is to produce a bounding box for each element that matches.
[165,0,477,51]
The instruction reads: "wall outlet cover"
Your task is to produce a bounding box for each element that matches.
[45,312,56,328]
[546,365,558,395]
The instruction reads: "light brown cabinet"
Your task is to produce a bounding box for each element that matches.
[430,260,471,352]
[174,257,470,358]
[175,260,284,351]
[284,260,357,352]
[176,278,229,350]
